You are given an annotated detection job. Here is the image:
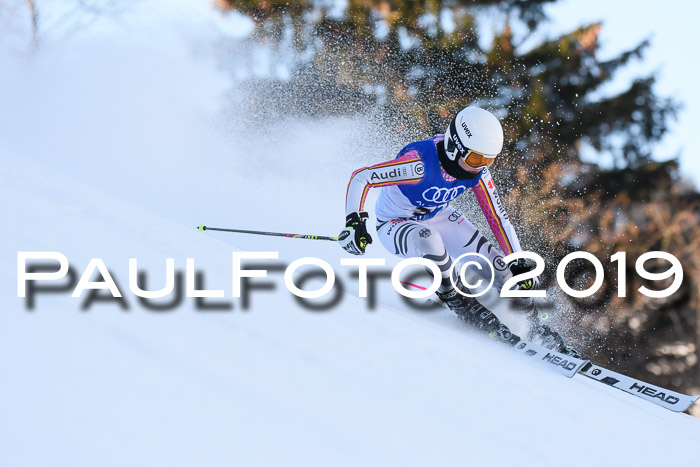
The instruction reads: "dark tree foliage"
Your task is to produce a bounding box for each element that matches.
[222,0,675,165]
[219,0,699,412]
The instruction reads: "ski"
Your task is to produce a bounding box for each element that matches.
[578,362,699,412]
[509,339,589,378]
[420,295,698,411]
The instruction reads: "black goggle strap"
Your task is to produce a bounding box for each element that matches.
[448,117,466,160]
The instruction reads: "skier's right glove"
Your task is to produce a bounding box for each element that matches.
[338,211,372,255]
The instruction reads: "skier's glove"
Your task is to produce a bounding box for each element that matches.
[508,258,540,290]
[338,211,372,255]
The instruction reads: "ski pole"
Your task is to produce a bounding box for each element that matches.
[197,224,338,242]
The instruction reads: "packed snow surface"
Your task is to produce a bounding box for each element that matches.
[1,2,699,466]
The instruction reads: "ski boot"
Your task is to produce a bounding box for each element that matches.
[488,321,522,347]
[529,324,582,359]
[524,305,583,358]
[436,289,521,346]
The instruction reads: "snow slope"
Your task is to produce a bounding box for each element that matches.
[1,2,699,466]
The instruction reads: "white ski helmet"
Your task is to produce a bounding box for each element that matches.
[441,106,504,179]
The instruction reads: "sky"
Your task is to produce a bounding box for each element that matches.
[542,0,700,185]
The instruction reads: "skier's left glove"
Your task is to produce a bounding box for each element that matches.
[508,258,540,290]
[338,211,372,255]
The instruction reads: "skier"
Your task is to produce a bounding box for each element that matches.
[338,106,579,356]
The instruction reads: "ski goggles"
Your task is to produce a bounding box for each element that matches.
[460,149,495,169]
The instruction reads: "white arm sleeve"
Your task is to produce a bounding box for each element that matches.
[345,153,424,215]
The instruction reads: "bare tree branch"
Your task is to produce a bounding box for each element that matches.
[23,0,38,49]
